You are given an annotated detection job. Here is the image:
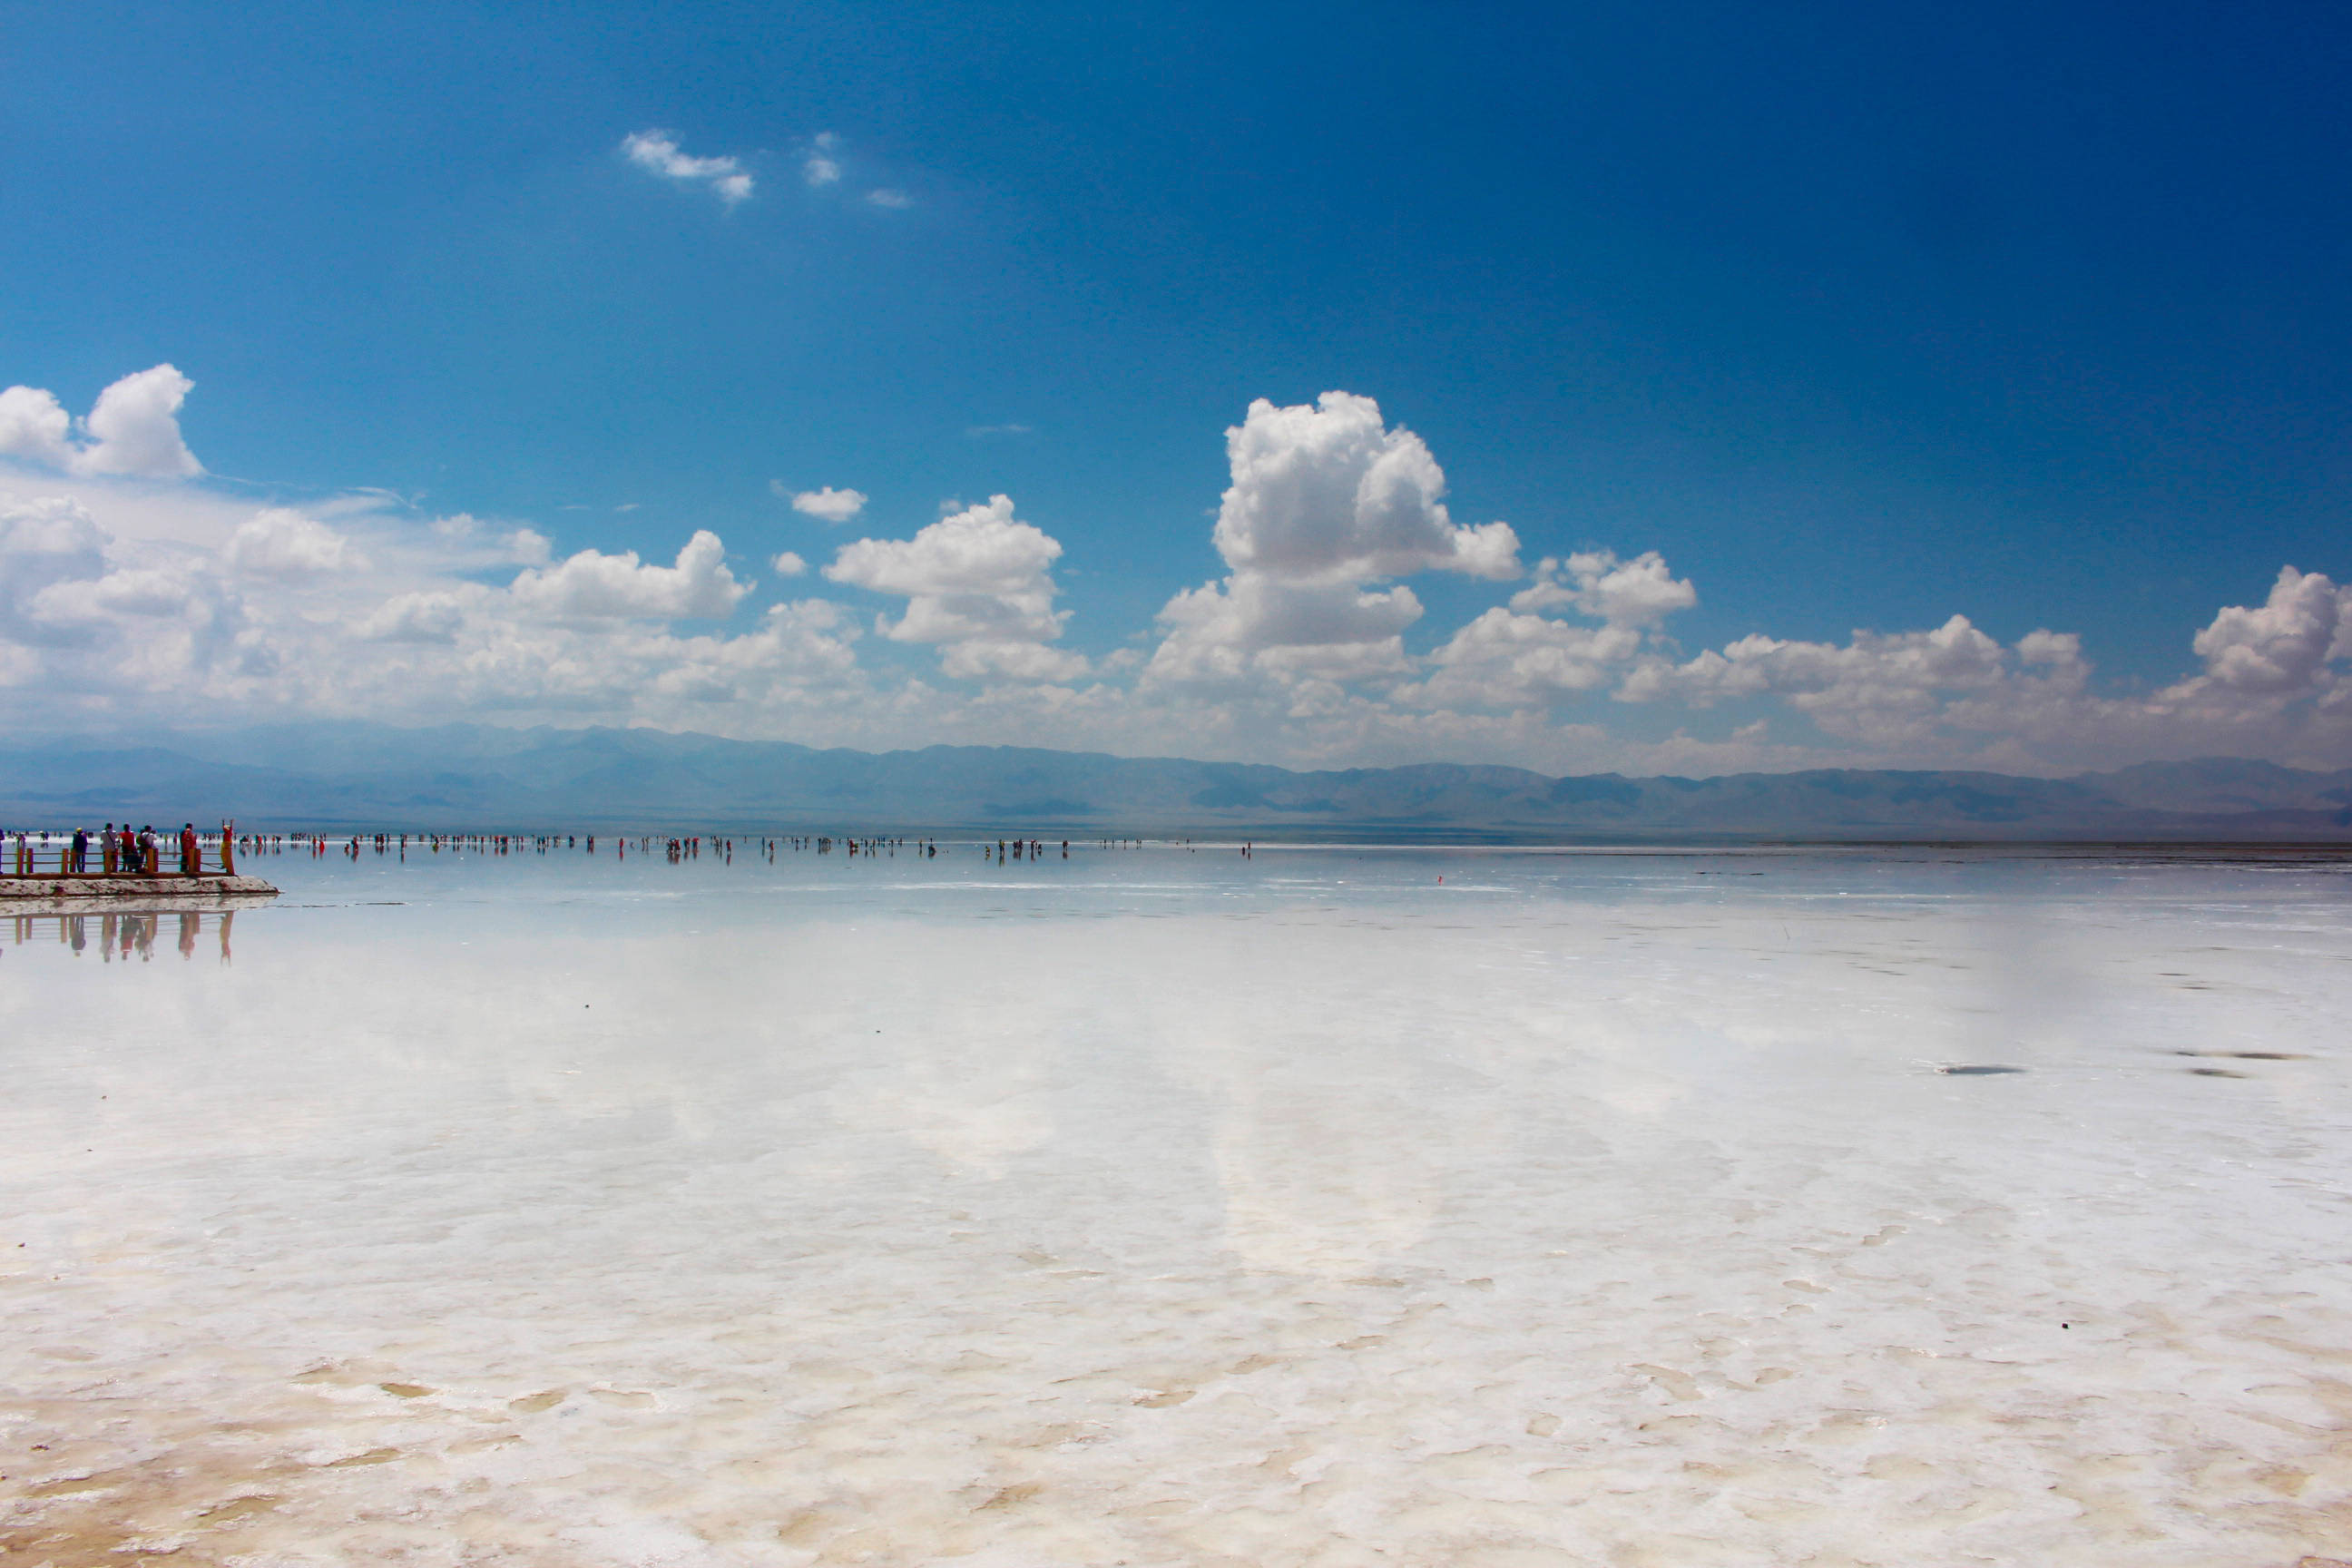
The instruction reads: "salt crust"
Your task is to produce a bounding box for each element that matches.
[2,846,2349,1564]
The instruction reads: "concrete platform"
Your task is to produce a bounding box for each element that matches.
[0,875,279,902]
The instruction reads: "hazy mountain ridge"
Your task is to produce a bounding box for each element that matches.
[3,724,2350,839]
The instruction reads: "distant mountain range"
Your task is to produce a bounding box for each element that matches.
[2,723,2349,840]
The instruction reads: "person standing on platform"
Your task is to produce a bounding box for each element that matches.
[181,823,199,876]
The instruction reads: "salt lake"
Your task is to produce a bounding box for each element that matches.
[4,840,2348,1565]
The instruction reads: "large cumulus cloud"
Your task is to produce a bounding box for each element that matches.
[825,495,1086,681]
[1145,393,1521,701]
[0,366,203,478]
[1210,392,1518,583]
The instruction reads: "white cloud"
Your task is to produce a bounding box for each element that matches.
[782,484,867,523]
[430,514,550,565]
[0,386,74,468]
[1401,610,1645,710]
[0,366,202,478]
[0,488,866,730]
[509,530,751,620]
[7,381,2352,779]
[939,639,1089,682]
[224,509,363,578]
[0,495,114,650]
[2180,565,2342,696]
[825,495,1084,680]
[1619,614,2010,727]
[0,494,107,565]
[786,133,915,210]
[803,131,843,187]
[1511,551,1696,625]
[1393,548,1693,711]
[33,568,196,625]
[1211,392,1518,584]
[1604,612,2137,767]
[357,591,468,644]
[1143,392,1519,700]
[622,130,753,204]
[0,492,243,695]
[2015,629,2083,668]
[1148,576,1422,690]
[80,366,203,477]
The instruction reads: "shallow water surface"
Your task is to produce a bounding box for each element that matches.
[4,841,2350,1565]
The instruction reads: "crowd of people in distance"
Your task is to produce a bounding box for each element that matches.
[296,831,1214,865]
[9,824,1227,876]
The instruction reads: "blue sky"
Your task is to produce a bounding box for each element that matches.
[3,1,2349,773]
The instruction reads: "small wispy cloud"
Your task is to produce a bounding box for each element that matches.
[622,130,753,205]
[865,188,913,211]
[804,131,842,188]
[774,482,867,524]
[965,423,1033,439]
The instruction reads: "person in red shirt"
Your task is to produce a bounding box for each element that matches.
[181,823,200,876]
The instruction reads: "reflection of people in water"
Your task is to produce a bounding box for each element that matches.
[66,915,85,955]
[179,912,198,959]
[218,909,235,965]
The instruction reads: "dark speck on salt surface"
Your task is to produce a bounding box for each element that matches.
[2177,1050,2308,1061]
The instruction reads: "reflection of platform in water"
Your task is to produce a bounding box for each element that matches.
[0,874,279,905]
[10,899,266,962]
[10,887,279,918]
